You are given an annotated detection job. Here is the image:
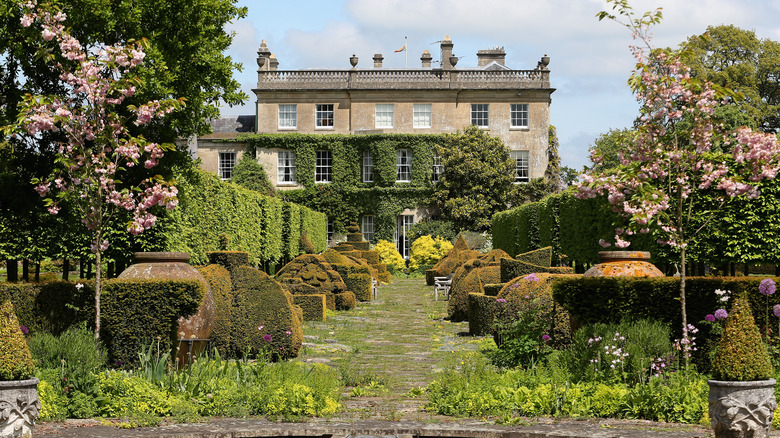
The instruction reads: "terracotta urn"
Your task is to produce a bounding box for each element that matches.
[583,251,663,277]
[119,252,214,365]
[708,379,776,437]
[0,378,40,438]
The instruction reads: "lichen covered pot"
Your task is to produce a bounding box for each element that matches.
[708,379,776,437]
[119,252,214,364]
[0,378,40,438]
[583,251,663,277]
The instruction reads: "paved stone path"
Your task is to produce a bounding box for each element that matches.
[35,278,719,437]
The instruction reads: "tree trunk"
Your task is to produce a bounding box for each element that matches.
[87,260,93,279]
[6,259,18,282]
[94,250,101,343]
[62,258,70,281]
[22,259,29,282]
[680,246,688,369]
[744,263,750,276]
[80,257,85,279]
[34,262,40,282]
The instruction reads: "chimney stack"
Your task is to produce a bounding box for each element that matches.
[373,53,384,68]
[440,36,453,70]
[477,46,506,67]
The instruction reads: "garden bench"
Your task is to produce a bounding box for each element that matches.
[372,278,378,300]
[433,274,453,301]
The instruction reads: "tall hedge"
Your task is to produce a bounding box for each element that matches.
[155,166,326,266]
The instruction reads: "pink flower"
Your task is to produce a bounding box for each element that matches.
[523,273,539,282]
[263,334,272,342]
[774,305,780,318]
[704,314,715,322]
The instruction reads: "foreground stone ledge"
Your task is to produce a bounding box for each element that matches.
[35,418,712,438]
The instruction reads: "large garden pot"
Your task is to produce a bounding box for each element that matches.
[583,251,663,277]
[0,378,40,438]
[708,379,777,437]
[119,252,214,366]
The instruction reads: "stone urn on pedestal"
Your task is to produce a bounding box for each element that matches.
[583,251,663,277]
[0,301,40,438]
[708,293,776,437]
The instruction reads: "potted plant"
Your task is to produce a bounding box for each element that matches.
[0,300,40,438]
[709,293,776,437]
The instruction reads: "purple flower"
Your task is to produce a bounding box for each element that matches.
[704,314,716,322]
[774,304,780,317]
[263,334,272,342]
[714,308,728,320]
[495,298,507,303]
[524,273,539,282]
[19,325,28,335]
[760,279,776,296]
[542,335,551,342]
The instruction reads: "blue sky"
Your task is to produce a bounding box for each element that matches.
[220,0,780,170]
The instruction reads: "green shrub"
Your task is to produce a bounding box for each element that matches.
[100,279,204,368]
[515,246,553,267]
[483,283,505,297]
[36,372,68,421]
[197,264,234,358]
[0,300,35,380]
[559,319,674,385]
[299,231,315,255]
[712,293,774,381]
[499,257,573,283]
[335,292,356,311]
[0,281,92,336]
[344,273,372,302]
[230,266,303,359]
[407,220,457,244]
[28,324,105,391]
[468,293,496,336]
[206,251,250,273]
[276,254,350,309]
[293,295,327,321]
[448,265,501,322]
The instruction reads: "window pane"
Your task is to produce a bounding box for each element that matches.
[413,104,432,128]
[316,104,334,127]
[362,150,374,183]
[432,155,443,182]
[278,150,296,183]
[315,150,332,183]
[278,104,297,128]
[510,150,529,183]
[396,149,411,182]
[396,214,414,259]
[362,215,374,243]
[218,152,236,180]
[375,104,394,128]
[471,104,489,127]
[511,104,529,128]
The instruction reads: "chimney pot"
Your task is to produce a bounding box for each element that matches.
[373,53,384,68]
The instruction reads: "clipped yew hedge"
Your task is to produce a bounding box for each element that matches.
[293,294,327,321]
[468,293,497,336]
[197,264,234,357]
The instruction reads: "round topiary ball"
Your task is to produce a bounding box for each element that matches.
[0,300,35,380]
[711,293,773,381]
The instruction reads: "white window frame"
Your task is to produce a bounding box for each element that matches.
[316,104,334,128]
[375,104,394,128]
[277,150,297,184]
[278,104,297,129]
[471,104,489,128]
[218,151,236,181]
[510,150,530,183]
[362,215,374,243]
[362,150,374,183]
[432,154,443,183]
[413,104,432,128]
[396,149,412,182]
[315,150,332,183]
[395,214,414,259]
[510,103,529,129]
[327,221,334,246]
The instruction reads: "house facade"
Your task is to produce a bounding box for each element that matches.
[196,37,555,257]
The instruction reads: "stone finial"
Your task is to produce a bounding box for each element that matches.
[537,54,550,71]
[257,40,271,70]
[350,54,358,68]
[421,50,432,68]
[373,53,384,68]
[269,53,279,71]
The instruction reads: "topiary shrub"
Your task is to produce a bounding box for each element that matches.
[0,300,35,380]
[344,273,372,302]
[197,264,233,358]
[448,265,501,322]
[218,233,230,250]
[374,239,406,273]
[299,231,315,255]
[468,293,497,336]
[207,251,250,274]
[515,246,553,267]
[711,293,774,381]
[484,283,505,297]
[335,291,357,311]
[230,266,303,360]
[293,295,327,321]
[426,235,481,285]
[276,254,349,310]
[500,257,573,283]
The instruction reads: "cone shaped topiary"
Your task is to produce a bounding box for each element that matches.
[711,293,773,381]
[0,300,35,380]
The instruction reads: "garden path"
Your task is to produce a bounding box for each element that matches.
[297,277,478,421]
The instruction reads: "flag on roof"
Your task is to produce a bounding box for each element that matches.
[394,44,406,53]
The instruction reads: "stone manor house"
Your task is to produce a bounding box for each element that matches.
[193,36,555,256]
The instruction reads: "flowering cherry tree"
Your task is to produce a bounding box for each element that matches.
[578,0,780,363]
[9,0,183,342]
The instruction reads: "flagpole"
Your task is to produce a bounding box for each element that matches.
[405,36,408,68]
